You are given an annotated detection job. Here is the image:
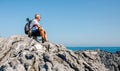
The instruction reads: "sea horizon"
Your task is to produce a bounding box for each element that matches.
[67,46,120,53]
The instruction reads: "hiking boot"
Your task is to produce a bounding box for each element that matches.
[42,38,48,43]
[42,38,45,43]
[28,30,32,37]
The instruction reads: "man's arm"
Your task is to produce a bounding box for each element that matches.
[35,23,44,30]
[35,23,41,28]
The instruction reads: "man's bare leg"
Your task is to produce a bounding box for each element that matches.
[39,28,45,40]
[39,28,48,42]
[44,31,48,41]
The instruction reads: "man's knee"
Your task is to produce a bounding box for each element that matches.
[39,28,44,32]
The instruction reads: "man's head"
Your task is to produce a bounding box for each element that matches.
[35,14,41,21]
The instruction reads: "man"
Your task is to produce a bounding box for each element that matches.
[30,14,48,42]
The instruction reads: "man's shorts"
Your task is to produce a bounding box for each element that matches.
[31,29,41,36]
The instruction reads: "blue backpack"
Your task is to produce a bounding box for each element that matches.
[24,18,32,34]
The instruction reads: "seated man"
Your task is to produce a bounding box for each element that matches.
[30,14,48,42]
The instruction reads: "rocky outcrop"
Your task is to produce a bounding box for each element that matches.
[97,50,120,71]
[0,35,119,71]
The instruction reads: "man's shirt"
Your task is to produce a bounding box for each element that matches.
[30,19,39,30]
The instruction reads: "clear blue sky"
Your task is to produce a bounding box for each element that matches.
[0,0,120,46]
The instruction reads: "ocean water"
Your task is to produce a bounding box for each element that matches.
[67,47,120,53]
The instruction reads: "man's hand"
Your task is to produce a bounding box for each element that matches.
[41,27,44,30]
[39,27,44,31]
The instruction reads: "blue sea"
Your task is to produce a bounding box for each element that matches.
[67,47,120,53]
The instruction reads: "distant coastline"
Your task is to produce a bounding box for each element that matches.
[67,46,120,53]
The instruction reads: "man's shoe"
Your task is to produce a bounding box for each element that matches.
[42,38,45,43]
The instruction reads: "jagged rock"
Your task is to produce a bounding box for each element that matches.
[0,35,119,71]
[97,50,120,71]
